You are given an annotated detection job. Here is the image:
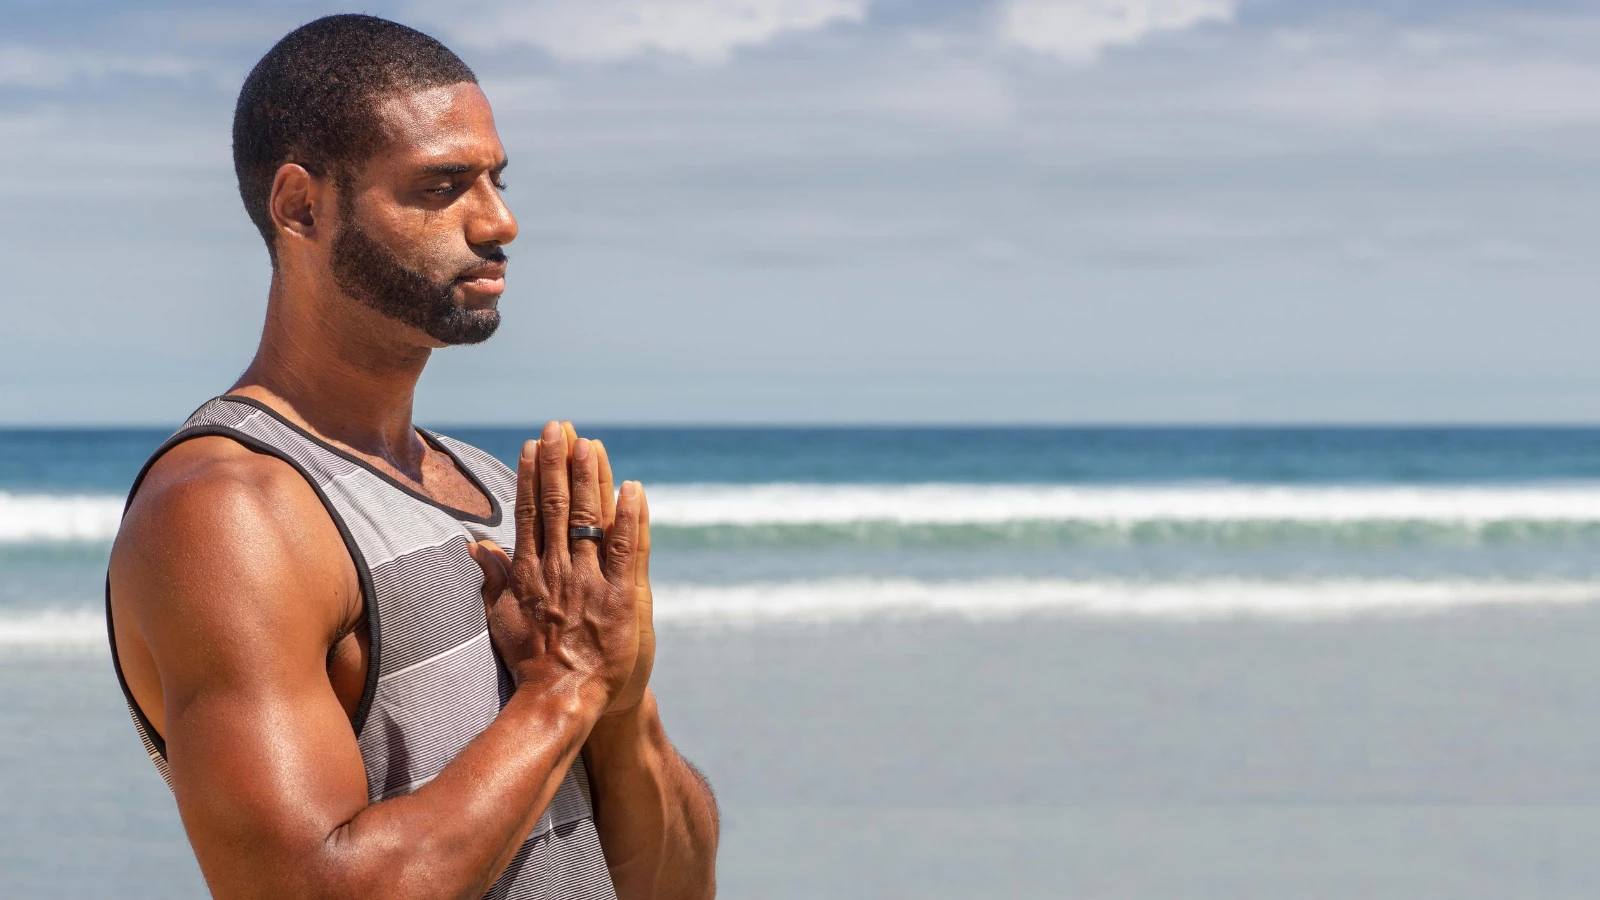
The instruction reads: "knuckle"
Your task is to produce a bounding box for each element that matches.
[608,533,634,559]
[540,491,570,516]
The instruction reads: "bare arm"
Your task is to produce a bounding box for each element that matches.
[586,692,721,900]
[479,429,722,897]
[585,437,721,898]
[110,423,643,899]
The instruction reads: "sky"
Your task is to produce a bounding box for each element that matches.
[2,0,1599,425]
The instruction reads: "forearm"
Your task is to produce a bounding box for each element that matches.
[584,690,720,900]
[321,671,604,900]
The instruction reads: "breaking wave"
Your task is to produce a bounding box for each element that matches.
[18,484,1600,547]
[13,577,1600,651]
[0,608,105,651]
[647,577,1600,624]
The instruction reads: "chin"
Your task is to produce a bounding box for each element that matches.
[429,309,502,346]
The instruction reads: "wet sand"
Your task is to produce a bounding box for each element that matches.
[7,606,1600,897]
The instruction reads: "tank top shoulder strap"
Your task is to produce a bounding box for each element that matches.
[107,396,385,760]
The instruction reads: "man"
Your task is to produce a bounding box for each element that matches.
[105,14,718,899]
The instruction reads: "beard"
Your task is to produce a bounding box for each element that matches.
[331,216,504,346]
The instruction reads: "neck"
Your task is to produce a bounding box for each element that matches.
[232,272,434,467]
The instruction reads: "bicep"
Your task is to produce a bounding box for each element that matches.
[163,643,370,894]
[116,455,371,897]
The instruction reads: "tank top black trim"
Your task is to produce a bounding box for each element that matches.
[104,425,384,755]
[105,397,614,897]
[217,394,503,527]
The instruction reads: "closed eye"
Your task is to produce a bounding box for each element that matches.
[425,180,505,196]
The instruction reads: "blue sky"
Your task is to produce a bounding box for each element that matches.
[2,0,1598,424]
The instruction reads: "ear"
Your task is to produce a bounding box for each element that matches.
[268,163,325,250]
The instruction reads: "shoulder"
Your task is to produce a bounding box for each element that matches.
[119,435,333,555]
[111,435,358,654]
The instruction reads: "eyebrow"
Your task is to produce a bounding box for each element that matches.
[419,158,510,177]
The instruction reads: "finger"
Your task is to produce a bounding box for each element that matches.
[635,487,653,632]
[604,481,641,587]
[513,440,544,561]
[634,486,651,590]
[594,439,616,531]
[562,421,579,459]
[466,539,512,607]
[538,421,571,564]
[568,438,603,570]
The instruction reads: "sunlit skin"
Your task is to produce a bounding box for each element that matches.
[107,82,717,899]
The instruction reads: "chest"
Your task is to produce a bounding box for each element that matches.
[324,450,505,716]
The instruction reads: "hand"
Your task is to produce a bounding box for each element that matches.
[589,431,655,717]
[557,422,655,716]
[467,421,643,714]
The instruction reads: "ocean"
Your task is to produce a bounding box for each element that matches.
[6,425,1600,897]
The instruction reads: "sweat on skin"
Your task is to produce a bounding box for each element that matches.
[106,14,718,900]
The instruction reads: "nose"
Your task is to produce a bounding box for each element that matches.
[465,176,518,249]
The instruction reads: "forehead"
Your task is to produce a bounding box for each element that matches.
[369,82,504,169]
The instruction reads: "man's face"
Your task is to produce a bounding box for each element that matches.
[329,82,517,347]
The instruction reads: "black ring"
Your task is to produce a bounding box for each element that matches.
[569,526,605,542]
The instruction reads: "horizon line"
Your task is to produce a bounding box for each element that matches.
[12,421,1600,431]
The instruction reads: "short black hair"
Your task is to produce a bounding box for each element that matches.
[232,14,477,260]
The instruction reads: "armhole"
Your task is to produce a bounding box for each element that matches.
[104,426,384,759]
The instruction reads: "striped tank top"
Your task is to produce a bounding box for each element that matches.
[106,395,616,899]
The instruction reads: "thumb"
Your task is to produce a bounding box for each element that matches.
[466,539,513,607]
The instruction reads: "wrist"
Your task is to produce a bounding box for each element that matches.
[585,689,664,758]
[508,657,611,725]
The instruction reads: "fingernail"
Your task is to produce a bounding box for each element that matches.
[621,480,639,499]
[573,438,591,461]
[542,421,561,441]
[521,440,538,462]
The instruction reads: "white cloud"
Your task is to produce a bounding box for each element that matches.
[836,62,1018,127]
[1212,57,1600,131]
[424,0,868,64]
[999,0,1238,63]
[477,76,565,112]
[0,45,213,87]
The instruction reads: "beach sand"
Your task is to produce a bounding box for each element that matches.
[6,606,1600,898]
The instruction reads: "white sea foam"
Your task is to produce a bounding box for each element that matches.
[17,483,1600,545]
[650,578,1600,624]
[0,492,123,543]
[0,608,105,651]
[9,578,1600,651]
[644,483,1600,527]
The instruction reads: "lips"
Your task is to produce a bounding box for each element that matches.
[456,262,507,294]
